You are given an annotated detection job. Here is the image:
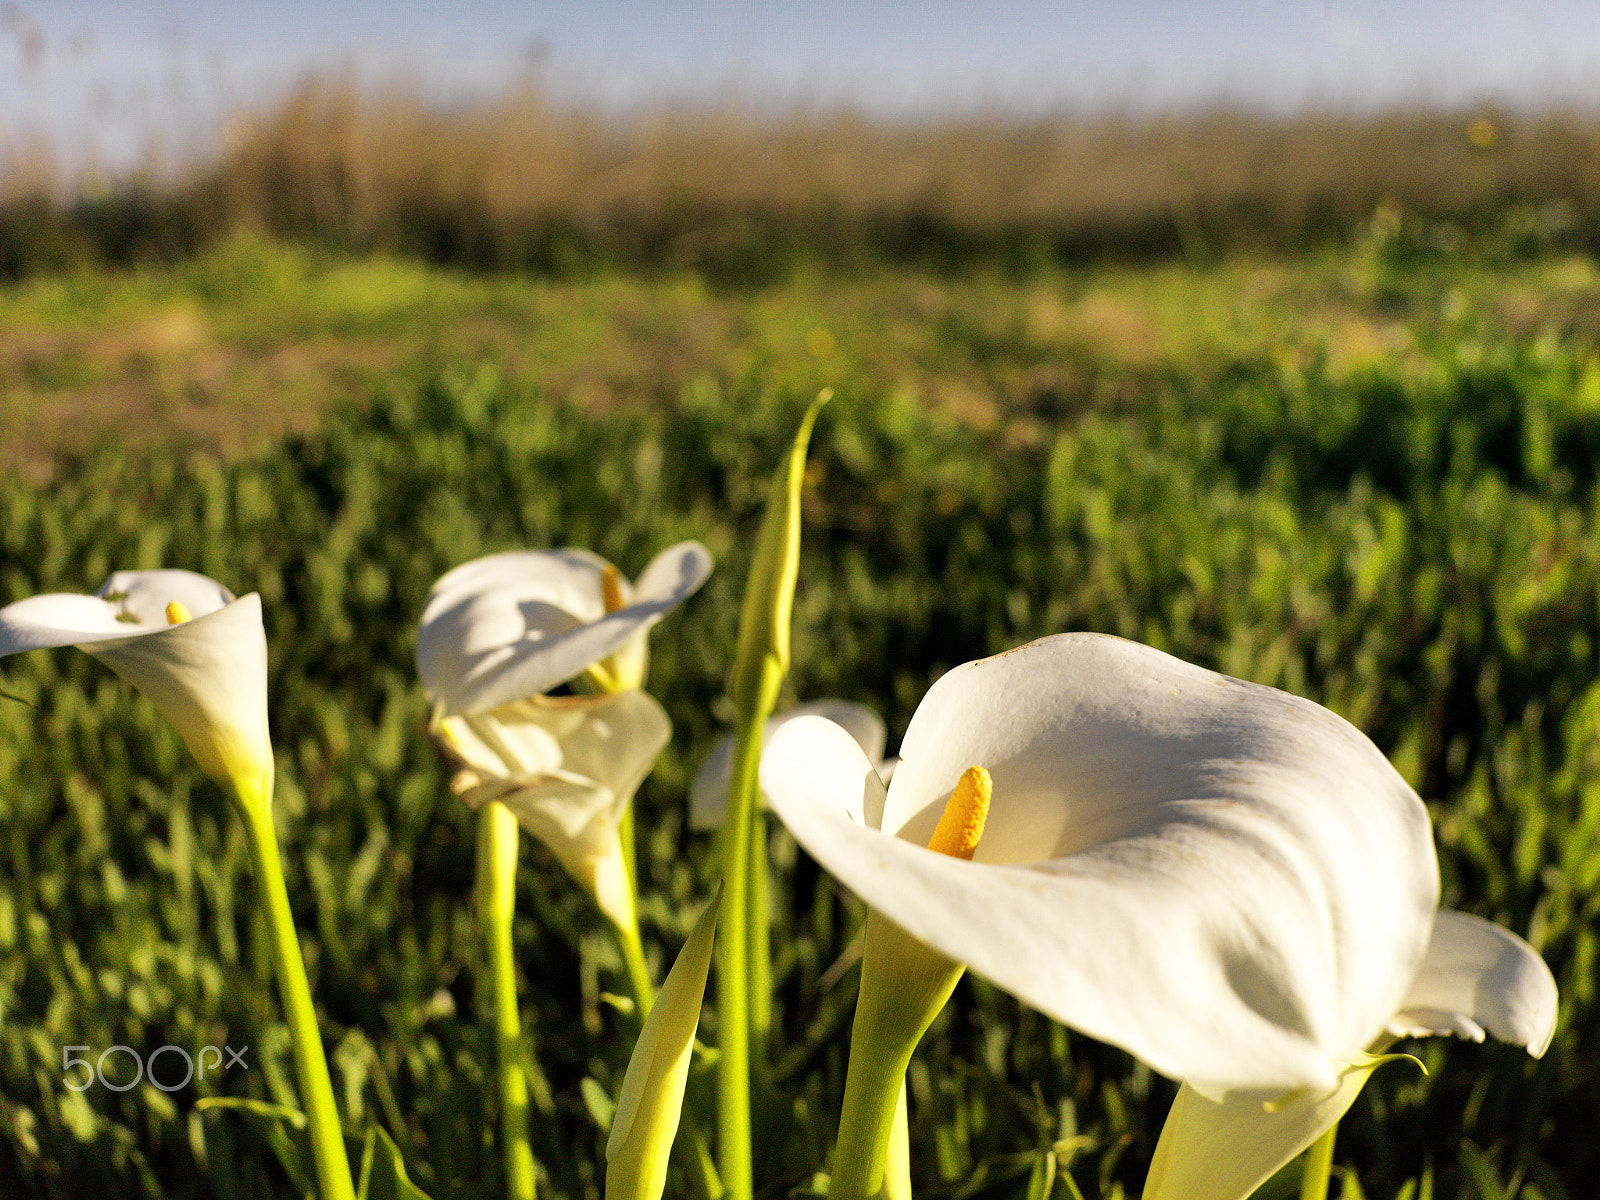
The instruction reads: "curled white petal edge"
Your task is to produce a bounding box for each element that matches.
[1387,909,1558,1055]
[689,699,888,830]
[417,541,713,716]
[0,569,234,652]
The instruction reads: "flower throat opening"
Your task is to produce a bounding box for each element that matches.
[926,765,991,860]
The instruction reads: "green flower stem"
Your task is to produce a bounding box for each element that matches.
[610,906,657,1018]
[1298,1120,1338,1200]
[720,392,828,1200]
[716,701,769,1200]
[831,913,964,1200]
[746,804,771,1071]
[232,774,356,1200]
[884,1084,911,1200]
[477,801,538,1200]
[617,804,639,916]
[744,801,780,1183]
[610,805,658,1017]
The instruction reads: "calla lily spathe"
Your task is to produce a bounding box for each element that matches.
[416,542,713,716]
[1144,907,1557,1200]
[689,699,890,831]
[417,543,710,930]
[0,569,272,797]
[435,691,671,930]
[758,633,1556,1112]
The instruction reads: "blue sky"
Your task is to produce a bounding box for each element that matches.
[5,1,1600,172]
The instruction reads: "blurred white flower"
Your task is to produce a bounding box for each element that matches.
[417,543,708,928]
[688,699,892,831]
[0,569,272,799]
[416,543,712,715]
[436,691,671,930]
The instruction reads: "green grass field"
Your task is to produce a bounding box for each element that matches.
[2,235,1598,1199]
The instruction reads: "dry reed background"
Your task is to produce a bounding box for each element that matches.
[4,74,1600,277]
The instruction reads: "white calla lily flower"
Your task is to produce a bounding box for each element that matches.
[760,632,1557,1200]
[0,570,272,798]
[435,691,672,930]
[417,542,712,716]
[689,699,892,831]
[761,632,1440,1092]
[4,570,362,1198]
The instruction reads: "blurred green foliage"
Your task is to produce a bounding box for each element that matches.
[2,271,1599,1200]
